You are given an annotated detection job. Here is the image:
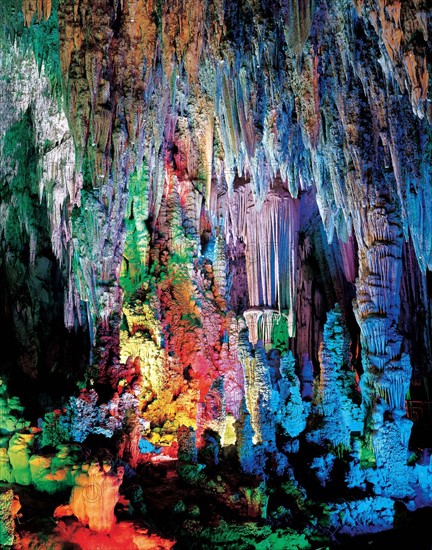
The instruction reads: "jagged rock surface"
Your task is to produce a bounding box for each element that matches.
[0,0,431,541]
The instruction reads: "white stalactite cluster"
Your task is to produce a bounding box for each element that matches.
[226,186,299,336]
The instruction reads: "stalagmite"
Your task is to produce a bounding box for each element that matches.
[1,0,432,545]
[54,462,124,533]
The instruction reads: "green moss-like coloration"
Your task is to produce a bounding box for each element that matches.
[0,0,24,44]
[29,447,77,493]
[181,313,202,328]
[29,5,62,95]
[360,442,377,469]
[0,394,29,436]
[40,411,70,447]
[0,489,14,547]
[271,315,289,351]
[254,530,311,550]
[185,520,312,550]
[1,109,39,248]
[0,1,62,96]
[120,167,151,296]
[177,463,206,485]
[8,433,34,485]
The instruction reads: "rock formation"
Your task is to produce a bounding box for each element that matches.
[0,0,431,547]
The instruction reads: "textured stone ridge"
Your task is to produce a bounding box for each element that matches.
[0,0,431,543]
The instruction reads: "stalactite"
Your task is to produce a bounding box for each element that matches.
[22,0,52,27]
[1,0,432,542]
[226,186,299,340]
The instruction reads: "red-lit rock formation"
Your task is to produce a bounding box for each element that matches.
[1,0,432,544]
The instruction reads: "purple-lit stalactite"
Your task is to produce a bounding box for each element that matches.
[399,239,432,381]
[1,0,432,543]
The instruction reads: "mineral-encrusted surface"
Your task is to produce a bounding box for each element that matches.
[0,0,432,547]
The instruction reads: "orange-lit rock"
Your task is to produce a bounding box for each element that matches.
[22,0,52,26]
[55,462,124,533]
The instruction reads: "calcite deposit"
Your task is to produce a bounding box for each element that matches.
[0,0,432,547]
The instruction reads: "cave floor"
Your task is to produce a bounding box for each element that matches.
[5,458,432,549]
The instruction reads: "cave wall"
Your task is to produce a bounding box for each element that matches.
[0,0,432,541]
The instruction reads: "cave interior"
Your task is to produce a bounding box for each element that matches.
[1,0,432,548]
